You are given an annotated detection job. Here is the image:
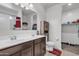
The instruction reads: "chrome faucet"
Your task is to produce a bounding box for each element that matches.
[10,35,16,40]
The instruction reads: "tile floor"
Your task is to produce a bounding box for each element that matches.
[62,44,79,55]
[45,50,79,56]
[45,44,79,56]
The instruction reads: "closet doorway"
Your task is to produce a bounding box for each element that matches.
[61,3,79,55]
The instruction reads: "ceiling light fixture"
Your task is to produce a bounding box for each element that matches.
[15,3,33,10]
[20,4,25,8]
[29,4,33,8]
[68,3,72,6]
[15,3,19,5]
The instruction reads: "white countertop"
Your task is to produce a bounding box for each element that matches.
[0,35,45,50]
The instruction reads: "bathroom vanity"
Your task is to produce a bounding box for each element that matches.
[0,4,46,56]
[0,36,46,56]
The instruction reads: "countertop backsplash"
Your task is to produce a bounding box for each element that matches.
[0,30,37,41]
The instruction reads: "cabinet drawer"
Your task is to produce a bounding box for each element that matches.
[41,42,46,55]
[0,45,22,56]
[11,51,21,56]
[22,41,33,49]
[34,43,41,56]
[21,47,33,56]
[35,39,41,44]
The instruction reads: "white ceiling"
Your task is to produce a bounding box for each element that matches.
[40,3,79,12]
[63,3,79,12]
[22,9,36,16]
[40,3,58,9]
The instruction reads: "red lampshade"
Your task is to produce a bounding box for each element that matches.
[77,19,79,23]
[16,17,21,28]
[16,17,21,19]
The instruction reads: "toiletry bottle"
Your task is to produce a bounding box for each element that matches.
[37,31,39,35]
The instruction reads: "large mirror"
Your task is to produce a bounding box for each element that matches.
[0,13,16,32]
[0,4,38,31]
[22,9,37,30]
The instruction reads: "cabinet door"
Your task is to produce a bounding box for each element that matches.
[44,21,49,32]
[21,41,33,56]
[34,43,41,56]
[41,38,46,55]
[22,41,33,50]
[0,45,22,56]
[11,52,21,56]
[21,46,33,56]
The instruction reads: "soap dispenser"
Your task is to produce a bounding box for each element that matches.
[37,30,39,35]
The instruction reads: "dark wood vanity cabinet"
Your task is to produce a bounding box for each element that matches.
[0,37,46,56]
[21,41,33,56]
[0,44,22,56]
[34,39,41,56]
[21,47,33,56]
[12,51,21,56]
[40,37,46,55]
[34,37,46,56]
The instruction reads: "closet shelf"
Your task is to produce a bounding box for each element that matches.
[62,23,79,25]
[22,22,28,25]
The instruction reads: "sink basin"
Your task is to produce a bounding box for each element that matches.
[0,35,43,44]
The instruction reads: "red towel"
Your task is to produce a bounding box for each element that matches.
[49,48,62,56]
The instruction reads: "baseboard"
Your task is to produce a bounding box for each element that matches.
[61,42,79,46]
[61,42,69,45]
